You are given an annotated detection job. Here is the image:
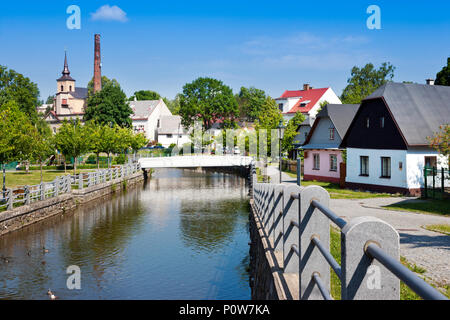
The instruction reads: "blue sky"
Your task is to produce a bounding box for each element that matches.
[0,1,449,101]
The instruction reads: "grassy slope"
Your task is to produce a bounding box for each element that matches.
[3,170,95,188]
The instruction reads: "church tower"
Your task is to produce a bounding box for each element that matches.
[57,51,75,94]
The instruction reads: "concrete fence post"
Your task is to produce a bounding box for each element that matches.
[341,216,400,300]
[264,185,275,238]
[40,183,45,201]
[272,185,284,252]
[24,186,30,205]
[54,177,59,197]
[282,184,302,274]
[7,189,13,211]
[298,186,330,300]
[79,173,83,189]
[67,175,71,192]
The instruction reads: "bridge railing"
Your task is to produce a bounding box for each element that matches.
[252,178,448,300]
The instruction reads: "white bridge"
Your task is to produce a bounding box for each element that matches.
[138,155,254,169]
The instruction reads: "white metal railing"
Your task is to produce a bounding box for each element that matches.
[0,163,141,212]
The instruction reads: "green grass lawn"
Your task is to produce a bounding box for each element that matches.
[423,224,450,235]
[385,199,450,217]
[3,170,95,188]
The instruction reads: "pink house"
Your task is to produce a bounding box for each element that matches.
[302,104,359,183]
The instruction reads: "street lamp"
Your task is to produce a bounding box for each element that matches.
[277,119,286,184]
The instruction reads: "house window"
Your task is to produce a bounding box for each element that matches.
[381,157,391,178]
[313,154,320,170]
[61,85,64,91]
[157,119,160,128]
[167,134,173,138]
[278,104,283,111]
[366,117,370,128]
[330,154,337,172]
[360,156,369,176]
[329,128,335,140]
[69,85,72,91]
[380,117,385,128]
[424,156,437,169]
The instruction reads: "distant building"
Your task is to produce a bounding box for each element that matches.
[42,34,102,133]
[341,82,450,196]
[302,104,359,183]
[275,84,342,124]
[130,99,172,142]
[43,52,88,133]
[157,115,190,148]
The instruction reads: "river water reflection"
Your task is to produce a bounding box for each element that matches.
[0,169,251,300]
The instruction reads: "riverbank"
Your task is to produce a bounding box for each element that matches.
[0,170,145,237]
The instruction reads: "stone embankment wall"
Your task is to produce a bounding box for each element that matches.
[249,200,298,300]
[0,172,145,237]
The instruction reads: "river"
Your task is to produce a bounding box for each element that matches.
[0,169,251,300]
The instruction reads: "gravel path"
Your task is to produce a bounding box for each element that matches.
[330,197,450,287]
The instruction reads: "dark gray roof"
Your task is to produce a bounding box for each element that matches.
[72,87,88,99]
[317,104,359,138]
[365,82,450,145]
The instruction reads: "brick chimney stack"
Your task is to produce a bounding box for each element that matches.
[303,83,311,91]
[93,34,102,93]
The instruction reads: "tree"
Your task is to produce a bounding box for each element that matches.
[282,112,306,155]
[31,119,55,183]
[340,62,395,104]
[255,97,283,159]
[45,95,55,105]
[0,101,36,191]
[87,75,116,97]
[316,100,329,115]
[166,94,182,115]
[129,90,161,101]
[84,80,133,128]
[236,87,268,121]
[179,77,239,131]
[435,57,450,86]
[54,120,92,175]
[130,132,148,159]
[428,124,450,165]
[0,65,40,122]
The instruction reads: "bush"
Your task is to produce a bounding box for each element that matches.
[86,155,97,164]
[113,154,127,165]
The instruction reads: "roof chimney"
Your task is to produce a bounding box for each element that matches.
[93,34,102,93]
[426,79,435,85]
[303,84,310,91]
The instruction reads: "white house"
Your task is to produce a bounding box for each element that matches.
[341,82,450,196]
[275,84,342,124]
[157,115,191,148]
[129,99,172,142]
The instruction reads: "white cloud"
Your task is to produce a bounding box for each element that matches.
[91,5,128,22]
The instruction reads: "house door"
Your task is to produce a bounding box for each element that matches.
[339,162,346,188]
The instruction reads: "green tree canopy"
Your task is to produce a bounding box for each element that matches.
[179,77,238,130]
[236,87,268,121]
[428,124,450,164]
[340,62,395,104]
[435,57,450,86]
[0,65,40,122]
[87,75,117,97]
[31,118,55,183]
[129,90,161,101]
[84,80,133,128]
[282,112,306,153]
[54,119,92,174]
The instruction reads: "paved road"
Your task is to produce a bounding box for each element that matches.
[330,197,450,288]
